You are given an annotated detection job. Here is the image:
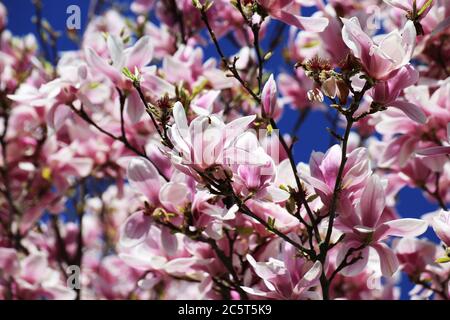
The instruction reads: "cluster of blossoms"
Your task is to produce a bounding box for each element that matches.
[0,0,450,300]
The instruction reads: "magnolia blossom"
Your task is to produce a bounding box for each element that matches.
[257,0,329,32]
[342,17,416,80]
[417,123,450,155]
[242,243,322,300]
[1,0,450,302]
[86,35,173,123]
[430,210,450,247]
[302,145,371,209]
[168,101,257,178]
[368,64,427,123]
[261,74,278,117]
[335,175,428,276]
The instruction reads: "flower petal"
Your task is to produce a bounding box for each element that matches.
[377,218,428,241]
[119,211,152,248]
[373,242,399,277]
[359,175,385,228]
[389,100,427,124]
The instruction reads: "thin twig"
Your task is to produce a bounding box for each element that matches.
[67,103,169,181]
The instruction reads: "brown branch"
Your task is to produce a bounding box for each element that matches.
[67,103,169,181]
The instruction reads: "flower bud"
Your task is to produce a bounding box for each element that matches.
[261,74,277,117]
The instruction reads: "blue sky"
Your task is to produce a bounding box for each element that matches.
[3,0,442,299]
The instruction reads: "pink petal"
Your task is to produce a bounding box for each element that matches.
[294,261,321,289]
[376,218,428,241]
[127,157,161,203]
[70,158,94,177]
[359,175,385,228]
[373,242,399,277]
[161,226,178,256]
[389,100,427,124]
[277,10,329,32]
[246,254,278,280]
[159,182,189,212]
[164,257,198,273]
[0,247,18,275]
[47,104,72,131]
[401,21,416,65]
[119,211,152,248]
[224,115,256,144]
[336,243,369,277]
[417,146,450,156]
[191,90,220,116]
[126,90,145,123]
[119,250,167,271]
[262,185,290,203]
[261,74,277,117]
[141,74,175,98]
[107,34,125,68]
[341,17,373,63]
[125,35,154,70]
[173,101,189,133]
[21,253,48,283]
[431,210,450,246]
[85,48,122,84]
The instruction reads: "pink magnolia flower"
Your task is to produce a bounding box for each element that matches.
[232,132,290,203]
[242,242,322,299]
[342,17,416,80]
[119,224,207,275]
[430,209,450,246]
[161,44,234,91]
[92,255,143,299]
[246,199,299,234]
[302,145,371,209]
[168,101,256,179]
[261,74,277,118]
[417,123,450,155]
[257,0,329,32]
[319,13,350,64]
[42,139,94,191]
[190,90,221,116]
[126,157,165,206]
[85,35,174,123]
[287,29,321,63]
[335,175,428,277]
[368,64,427,123]
[16,252,76,300]
[86,35,153,88]
[375,81,450,168]
[394,237,437,275]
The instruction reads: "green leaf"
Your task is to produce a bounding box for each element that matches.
[267,217,276,231]
[435,256,450,263]
[236,226,254,236]
[204,0,214,12]
[417,0,433,16]
[122,67,133,80]
[192,0,202,9]
[306,194,319,203]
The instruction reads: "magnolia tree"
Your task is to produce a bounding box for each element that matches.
[0,0,449,300]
